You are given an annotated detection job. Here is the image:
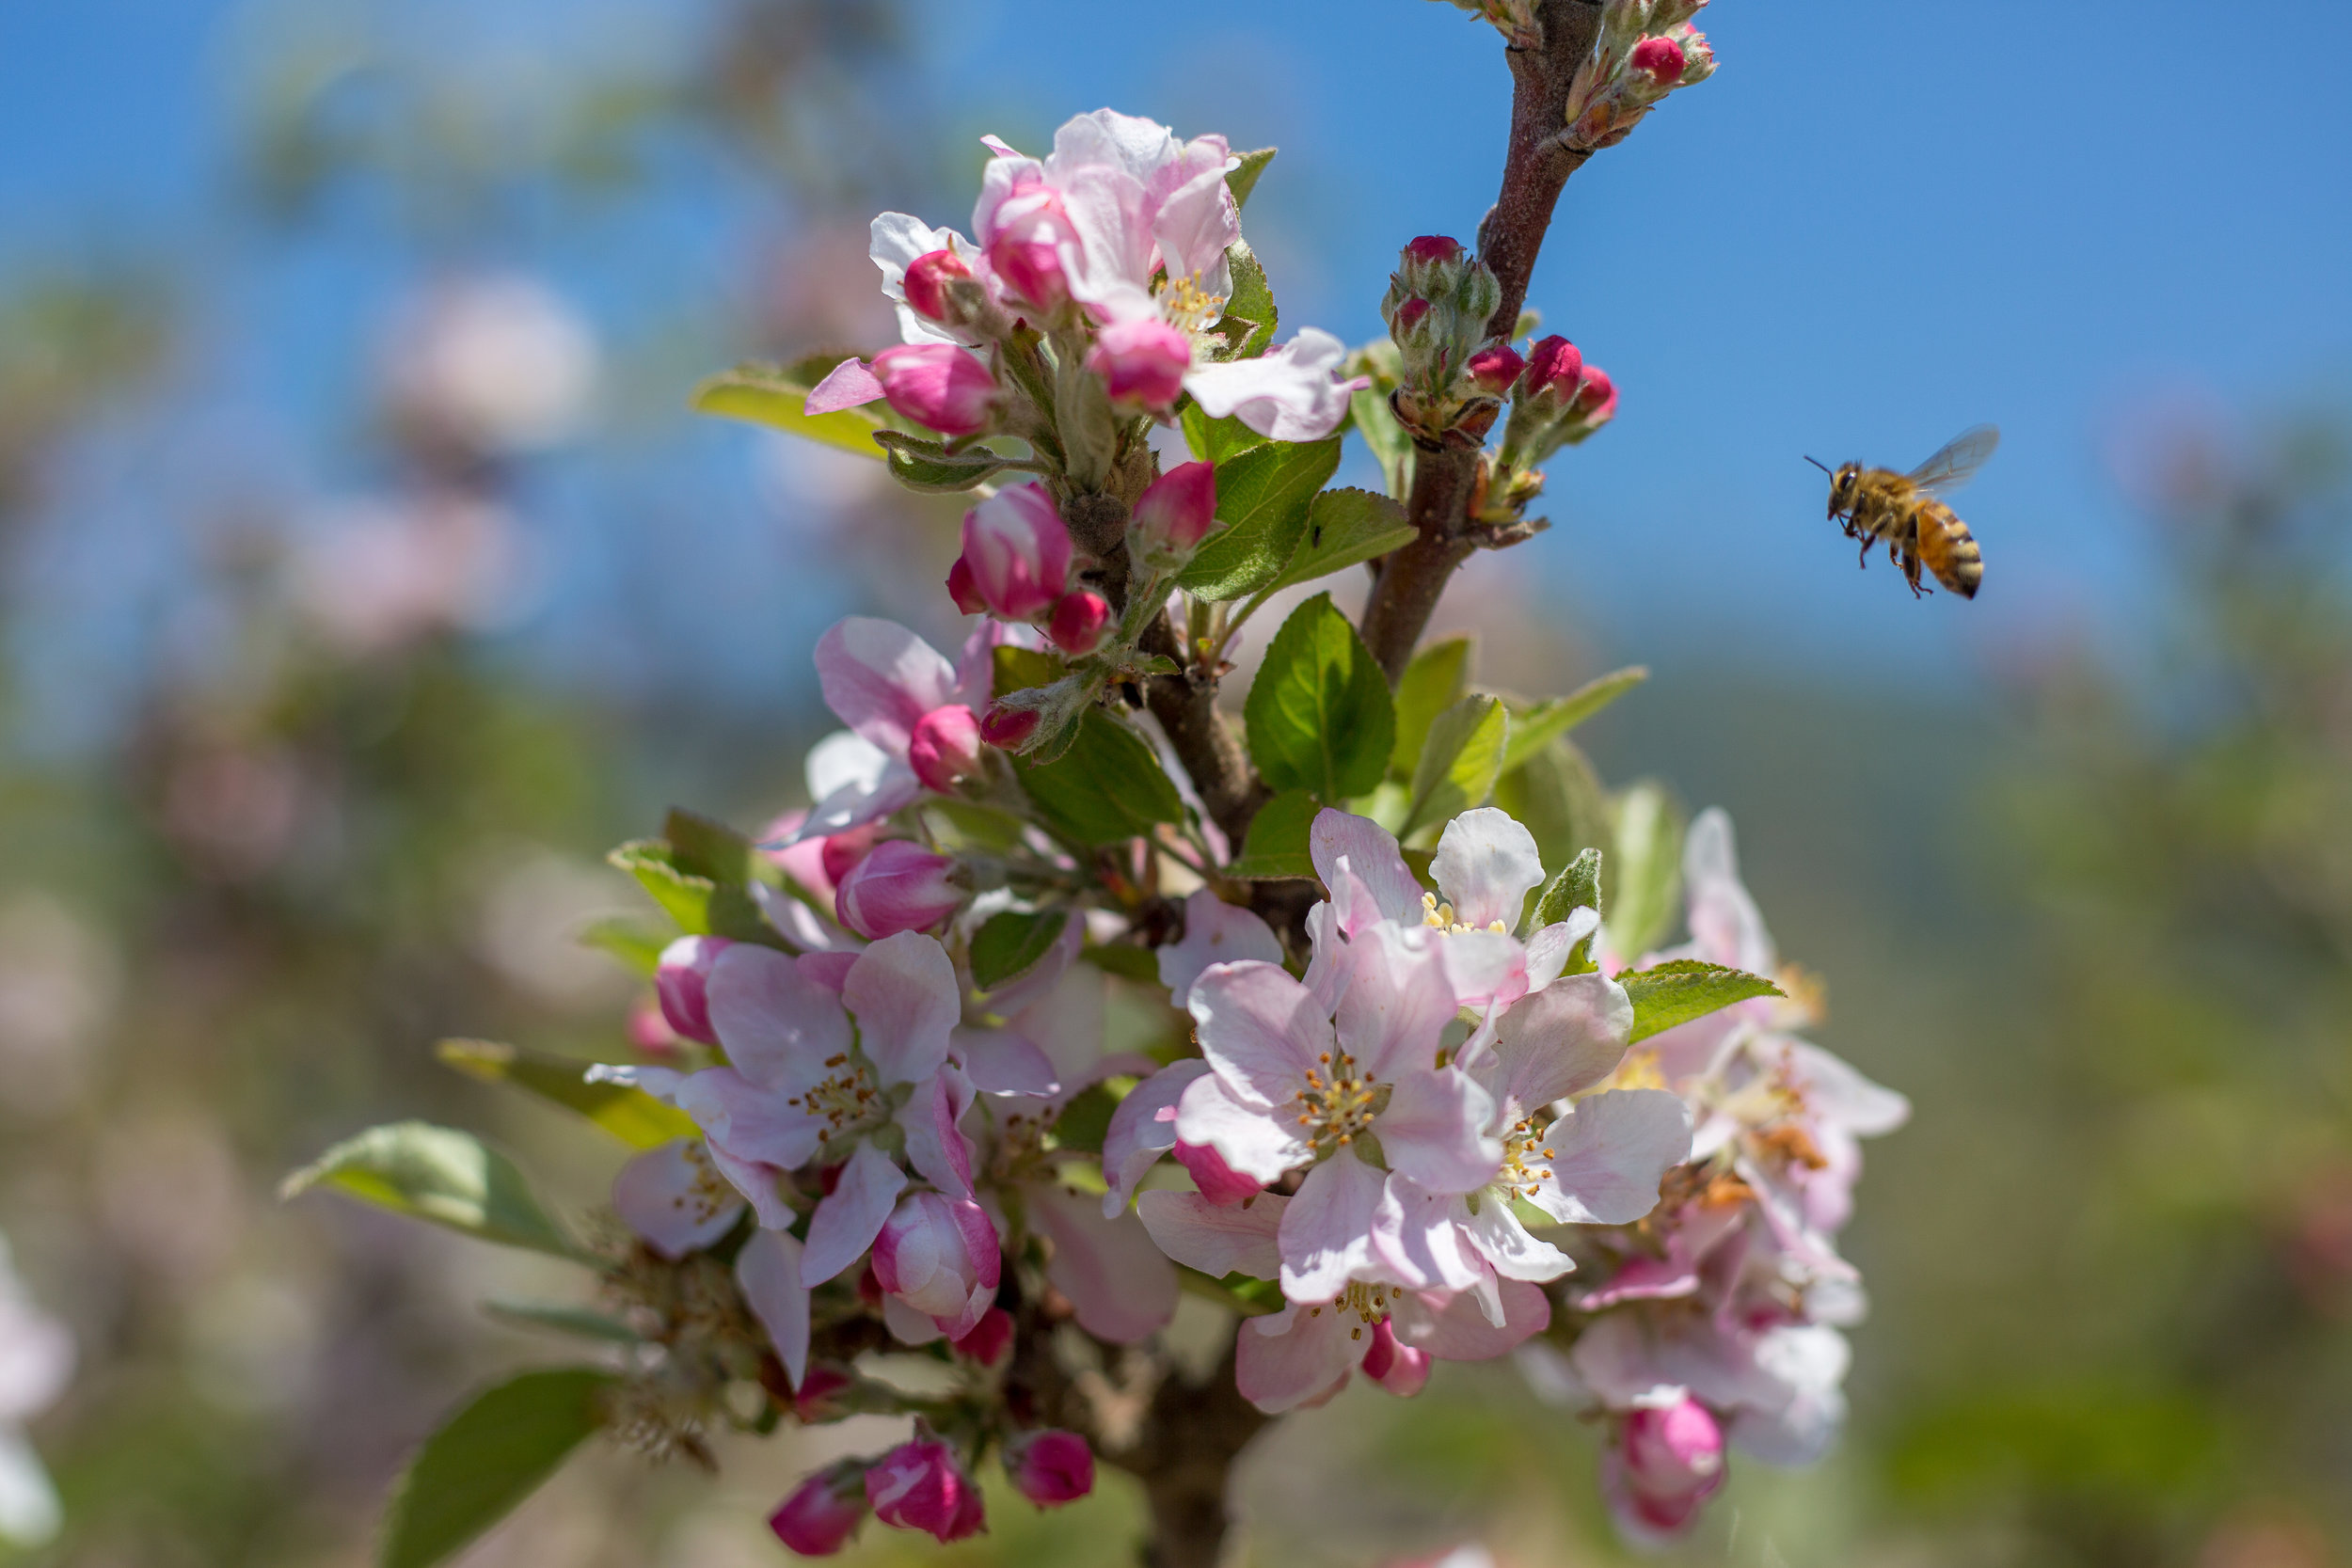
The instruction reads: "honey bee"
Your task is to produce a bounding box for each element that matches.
[1806,425,1998,599]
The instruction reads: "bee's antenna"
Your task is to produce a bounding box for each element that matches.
[1802,455,1832,475]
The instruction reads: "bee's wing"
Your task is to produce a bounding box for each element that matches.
[1906,424,2000,497]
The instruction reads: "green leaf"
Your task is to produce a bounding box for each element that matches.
[577,915,670,976]
[1246,594,1395,802]
[1226,788,1319,879]
[1494,737,1613,885]
[484,1300,643,1344]
[1049,1083,1121,1155]
[1531,846,1603,933]
[1609,783,1687,959]
[1390,636,1473,782]
[1226,147,1277,210]
[1017,708,1184,846]
[1080,942,1160,981]
[436,1039,699,1149]
[661,807,753,885]
[1180,400,1268,467]
[608,840,774,946]
[1499,666,1649,775]
[1348,386,1413,501]
[1401,693,1509,841]
[1174,437,1342,601]
[690,357,905,460]
[1621,959,1784,1044]
[970,908,1072,991]
[1260,488,1417,596]
[282,1122,581,1259]
[378,1369,615,1568]
[873,430,1024,493]
[993,642,1061,697]
[1209,242,1277,360]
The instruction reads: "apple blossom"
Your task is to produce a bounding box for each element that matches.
[770,1460,871,1556]
[905,705,982,794]
[1004,1429,1095,1506]
[1600,1396,1725,1544]
[865,1435,984,1543]
[612,1137,745,1259]
[900,248,974,325]
[795,615,1007,841]
[870,1192,1001,1339]
[1087,317,1193,411]
[834,841,963,940]
[869,343,996,436]
[955,483,1071,622]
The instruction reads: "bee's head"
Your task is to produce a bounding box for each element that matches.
[1804,454,1859,517]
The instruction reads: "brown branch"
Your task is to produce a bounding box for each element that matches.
[1358,0,1603,681]
[1140,612,1267,846]
[1112,1343,1267,1568]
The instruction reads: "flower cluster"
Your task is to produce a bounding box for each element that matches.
[1565,0,1720,151]
[1533,811,1910,1543]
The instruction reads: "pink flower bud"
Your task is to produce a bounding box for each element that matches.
[870,343,996,437]
[1404,235,1465,266]
[818,822,882,889]
[901,248,973,324]
[982,184,1073,313]
[1047,592,1113,657]
[946,556,987,616]
[1005,1429,1095,1507]
[1603,1397,1726,1541]
[1359,1317,1431,1398]
[1173,1139,1265,1207]
[950,1305,1014,1366]
[1395,297,1432,334]
[871,1192,1002,1338]
[1526,335,1584,398]
[1087,317,1192,411]
[1467,343,1525,395]
[792,1363,854,1421]
[979,701,1041,752]
[1572,366,1618,423]
[1630,36,1687,85]
[626,994,678,1054]
[654,935,734,1045]
[1131,460,1219,557]
[770,1462,869,1556]
[907,704,983,793]
[834,840,963,940]
[956,483,1072,621]
[866,1437,984,1543]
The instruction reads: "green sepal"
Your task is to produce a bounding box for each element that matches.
[873,430,1026,493]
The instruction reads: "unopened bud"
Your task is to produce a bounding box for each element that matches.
[1047,592,1113,657]
[901,249,974,324]
[1525,335,1584,400]
[770,1461,870,1556]
[1467,343,1525,396]
[818,822,882,889]
[834,841,964,939]
[866,1437,985,1543]
[1131,460,1219,562]
[1086,317,1193,411]
[907,705,983,794]
[949,1305,1013,1366]
[654,935,733,1045]
[872,1192,1002,1338]
[979,701,1042,752]
[955,483,1072,621]
[1603,1395,1726,1542]
[946,557,986,616]
[1629,35,1686,84]
[1671,24,1716,84]
[871,343,997,437]
[1572,366,1618,425]
[1004,1429,1095,1507]
[1359,1316,1431,1398]
[1394,297,1432,335]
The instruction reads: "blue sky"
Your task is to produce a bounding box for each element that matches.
[4,0,2349,735]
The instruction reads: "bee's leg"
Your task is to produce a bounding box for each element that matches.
[1901,550,1925,597]
[1855,534,1871,570]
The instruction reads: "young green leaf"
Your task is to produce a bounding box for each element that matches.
[1209,242,1278,360]
[690,357,906,460]
[1226,788,1319,879]
[661,807,753,885]
[1180,400,1268,466]
[577,915,670,976]
[1226,147,1277,210]
[608,841,774,947]
[1175,437,1343,602]
[873,431,1025,493]
[1621,958,1784,1043]
[1390,636,1474,782]
[1246,594,1396,802]
[1531,846,1603,935]
[1348,385,1414,501]
[1259,488,1417,596]
[378,1369,615,1568]
[282,1122,582,1260]
[993,642,1061,697]
[1499,666,1649,775]
[1017,708,1184,846]
[1401,693,1509,841]
[436,1039,699,1149]
[1609,782,1687,959]
[970,908,1072,991]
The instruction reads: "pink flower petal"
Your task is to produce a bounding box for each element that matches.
[1173,1072,1310,1183]
[612,1139,744,1259]
[799,1140,907,1286]
[707,944,853,1090]
[1334,923,1456,1083]
[1308,809,1422,930]
[1028,1184,1177,1343]
[1430,808,1546,931]
[1101,1060,1206,1216]
[735,1228,810,1388]
[897,1067,976,1197]
[1534,1087,1692,1226]
[1376,1069,1502,1195]
[1187,961,1330,1108]
[1234,1302,1363,1414]
[1278,1147,1385,1303]
[1391,1277,1550,1360]
[814,617,960,756]
[1184,327,1363,443]
[1136,1189,1284,1278]
[952,1025,1062,1099]
[1371,1175,1483,1291]
[1157,891,1283,1011]
[1459,1194,1574,1282]
[1484,974,1635,1111]
[842,931,961,1086]
[803,356,885,416]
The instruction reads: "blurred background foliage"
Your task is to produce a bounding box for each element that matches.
[0,2,2345,1566]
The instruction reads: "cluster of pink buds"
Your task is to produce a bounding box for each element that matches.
[1495,334,1618,479]
[1564,0,1718,151]
[766,1424,1091,1557]
[1382,236,1509,449]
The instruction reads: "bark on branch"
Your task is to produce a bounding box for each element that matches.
[1359,0,1603,681]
